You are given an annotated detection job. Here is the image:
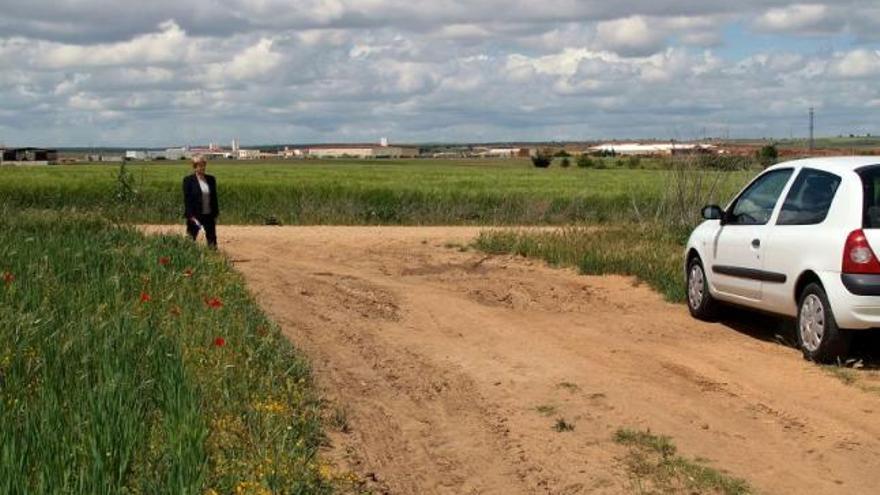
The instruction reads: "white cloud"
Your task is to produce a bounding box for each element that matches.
[223,38,283,80]
[0,1,880,145]
[506,49,619,77]
[40,21,191,69]
[68,93,105,111]
[753,4,837,33]
[595,16,666,56]
[830,49,880,78]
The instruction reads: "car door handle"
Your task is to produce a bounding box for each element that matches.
[751,238,761,248]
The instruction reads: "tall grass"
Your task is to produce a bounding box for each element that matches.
[0,209,331,494]
[0,160,750,225]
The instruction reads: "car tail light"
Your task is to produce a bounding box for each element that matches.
[843,229,880,274]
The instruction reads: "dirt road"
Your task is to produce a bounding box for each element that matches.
[150,225,880,494]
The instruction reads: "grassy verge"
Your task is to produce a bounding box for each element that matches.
[0,209,332,494]
[475,225,687,302]
[614,429,751,494]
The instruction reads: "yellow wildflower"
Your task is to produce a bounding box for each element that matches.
[234,481,271,495]
[253,399,290,415]
[318,462,333,480]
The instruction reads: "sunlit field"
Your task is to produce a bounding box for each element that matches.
[0,158,754,492]
[0,159,750,225]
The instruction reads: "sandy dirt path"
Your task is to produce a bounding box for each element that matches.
[147,225,880,494]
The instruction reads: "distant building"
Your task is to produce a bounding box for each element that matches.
[304,144,420,159]
[472,147,531,158]
[125,150,148,160]
[86,154,124,162]
[236,149,261,160]
[186,147,231,160]
[588,143,718,156]
[1,147,59,165]
[432,151,465,158]
[165,147,190,160]
[282,146,304,158]
[146,147,189,160]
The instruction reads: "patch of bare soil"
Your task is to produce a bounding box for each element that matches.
[145,225,880,494]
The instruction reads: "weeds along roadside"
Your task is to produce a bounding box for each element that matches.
[476,224,689,301]
[0,209,334,494]
[475,156,746,303]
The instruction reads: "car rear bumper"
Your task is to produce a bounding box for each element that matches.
[820,272,880,329]
[841,274,880,296]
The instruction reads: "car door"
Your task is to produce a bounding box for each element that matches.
[709,168,794,301]
[761,168,843,315]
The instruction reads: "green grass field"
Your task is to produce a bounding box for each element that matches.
[0,159,749,225]
[0,210,334,494]
[0,159,754,493]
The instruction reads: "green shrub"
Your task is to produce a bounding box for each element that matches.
[576,155,594,168]
[531,151,553,168]
[757,144,779,167]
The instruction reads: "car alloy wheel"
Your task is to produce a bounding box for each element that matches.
[799,294,825,353]
[688,263,705,311]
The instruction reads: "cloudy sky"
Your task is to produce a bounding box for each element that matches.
[1,1,879,147]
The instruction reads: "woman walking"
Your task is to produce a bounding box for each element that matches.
[182,155,219,248]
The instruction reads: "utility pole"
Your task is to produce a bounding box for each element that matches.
[809,107,815,152]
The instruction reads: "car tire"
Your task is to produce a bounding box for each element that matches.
[686,257,719,321]
[797,283,851,363]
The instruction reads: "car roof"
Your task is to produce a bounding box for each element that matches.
[767,156,880,174]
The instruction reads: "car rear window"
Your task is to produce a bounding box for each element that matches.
[777,168,841,225]
[859,166,880,228]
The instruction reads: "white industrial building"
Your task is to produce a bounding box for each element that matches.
[146,147,189,160]
[472,147,531,158]
[282,147,304,158]
[125,150,147,160]
[588,143,719,156]
[236,149,261,160]
[305,144,420,159]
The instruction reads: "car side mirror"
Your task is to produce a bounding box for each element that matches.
[701,205,724,221]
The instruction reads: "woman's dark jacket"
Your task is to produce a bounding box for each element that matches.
[182,174,219,219]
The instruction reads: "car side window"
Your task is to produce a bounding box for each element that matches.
[777,168,841,226]
[727,168,794,226]
[858,166,880,228]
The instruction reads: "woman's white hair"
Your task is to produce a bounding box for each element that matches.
[191,154,207,166]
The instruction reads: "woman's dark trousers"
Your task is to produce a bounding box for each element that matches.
[187,214,217,248]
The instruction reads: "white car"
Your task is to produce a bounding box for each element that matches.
[685,157,880,362]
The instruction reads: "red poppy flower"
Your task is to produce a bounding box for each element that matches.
[183,268,193,278]
[213,337,226,347]
[139,292,151,303]
[205,296,223,309]
[2,272,13,285]
[158,256,170,266]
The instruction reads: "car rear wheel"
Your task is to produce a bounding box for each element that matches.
[797,283,851,363]
[687,257,718,321]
